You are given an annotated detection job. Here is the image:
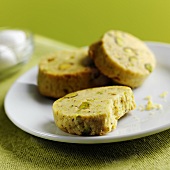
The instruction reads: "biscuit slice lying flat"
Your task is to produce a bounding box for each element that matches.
[38,49,111,98]
[53,86,136,136]
[89,30,156,88]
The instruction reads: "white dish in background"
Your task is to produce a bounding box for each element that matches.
[0,28,34,80]
[4,42,170,144]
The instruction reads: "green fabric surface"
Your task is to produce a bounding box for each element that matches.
[0,36,170,170]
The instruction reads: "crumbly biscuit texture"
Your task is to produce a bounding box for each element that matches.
[38,49,111,98]
[53,86,136,136]
[89,30,156,88]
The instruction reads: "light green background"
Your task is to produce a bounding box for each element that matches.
[0,0,170,47]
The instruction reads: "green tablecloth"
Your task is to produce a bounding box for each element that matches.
[0,36,170,170]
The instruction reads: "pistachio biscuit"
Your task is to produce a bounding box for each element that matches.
[37,49,111,98]
[89,30,156,88]
[53,86,136,136]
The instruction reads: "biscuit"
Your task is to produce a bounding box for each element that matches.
[37,49,111,98]
[89,30,156,88]
[53,86,136,136]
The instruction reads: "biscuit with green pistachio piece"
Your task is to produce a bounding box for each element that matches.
[89,30,156,88]
[38,49,111,98]
[53,86,136,136]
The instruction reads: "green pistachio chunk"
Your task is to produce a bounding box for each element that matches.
[115,37,123,46]
[58,63,73,70]
[145,63,153,73]
[129,56,137,66]
[79,102,90,110]
[124,47,136,55]
[82,127,91,135]
[64,92,78,98]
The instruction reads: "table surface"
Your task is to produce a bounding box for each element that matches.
[0,36,170,170]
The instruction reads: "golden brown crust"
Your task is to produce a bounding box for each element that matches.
[53,86,136,136]
[37,49,111,98]
[89,30,156,88]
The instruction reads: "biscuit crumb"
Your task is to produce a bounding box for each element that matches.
[159,91,168,102]
[159,91,168,98]
[137,95,162,111]
[145,96,162,111]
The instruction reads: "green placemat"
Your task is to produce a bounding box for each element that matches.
[0,35,170,170]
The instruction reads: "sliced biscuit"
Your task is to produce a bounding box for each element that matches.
[89,30,156,88]
[37,49,111,98]
[53,86,136,136]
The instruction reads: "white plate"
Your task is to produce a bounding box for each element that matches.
[4,42,170,144]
